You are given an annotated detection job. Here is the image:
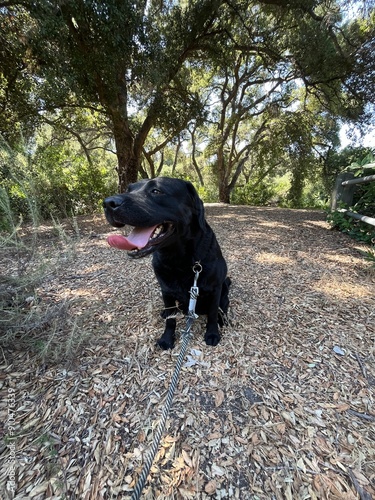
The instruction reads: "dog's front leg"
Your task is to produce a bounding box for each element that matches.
[157,317,176,350]
[204,294,222,346]
[157,293,178,350]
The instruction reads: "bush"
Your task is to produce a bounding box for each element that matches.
[232,179,275,206]
[327,209,375,244]
[29,143,116,218]
[196,184,220,203]
[296,181,330,209]
[0,134,117,223]
[327,161,375,245]
[0,140,91,361]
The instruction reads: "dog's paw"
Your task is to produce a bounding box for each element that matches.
[204,332,221,346]
[157,337,175,350]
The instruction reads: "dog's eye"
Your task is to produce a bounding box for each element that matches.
[151,188,162,194]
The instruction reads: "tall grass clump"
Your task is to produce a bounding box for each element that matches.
[0,138,88,362]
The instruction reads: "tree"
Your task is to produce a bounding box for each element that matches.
[1,0,223,190]
[322,145,374,192]
[0,0,374,198]
[0,6,39,143]
[190,0,375,202]
[204,50,294,202]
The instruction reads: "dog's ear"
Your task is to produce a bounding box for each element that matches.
[185,181,206,231]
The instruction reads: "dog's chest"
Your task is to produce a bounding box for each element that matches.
[156,267,214,308]
[155,271,192,299]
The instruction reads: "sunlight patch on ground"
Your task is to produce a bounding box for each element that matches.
[254,252,294,265]
[314,275,372,299]
[62,287,97,299]
[303,220,330,229]
[256,221,290,229]
[322,252,363,266]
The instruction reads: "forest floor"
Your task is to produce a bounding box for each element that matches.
[1,205,374,500]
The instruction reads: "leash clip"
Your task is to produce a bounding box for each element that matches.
[192,261,202,288]
[188,262,202,318]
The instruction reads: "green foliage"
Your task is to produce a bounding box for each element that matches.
[232,180,275,206]
[358,247,375,268]
[327,209,375,244]
[327,208,356,234]
[298,184,329,209]
[345,152,375,216]
[32,143,113,217]
[327,155,375,244]
[350,157,375,217]
[0,8,40,144]
[353,178,375,216]
[0,139,91,362]
[322,146,374,192]
[229,174,328,209]
[0,132,117,223]
[196,184,219,204]
[0,138,40,231]
[1,1,375,200]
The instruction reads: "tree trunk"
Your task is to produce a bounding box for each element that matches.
[191,125,204,186]
[217,144,231,203]
[117,154,139,192]
[112,115,139,192]
[217,155,230,202]
[218,182,231,203]
[172,136,181,175]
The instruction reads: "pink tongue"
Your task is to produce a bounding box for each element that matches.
[107,226,157,250]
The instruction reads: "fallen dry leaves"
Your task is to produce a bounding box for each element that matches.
[1,206,374,499]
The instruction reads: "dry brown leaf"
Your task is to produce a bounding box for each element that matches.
[205,480,218,495]
[181,449,193,468]
[214,389,225,407]
[350,469,370,486]
[336,403,351,412]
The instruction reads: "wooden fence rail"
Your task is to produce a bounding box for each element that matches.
[331,164,375,228]
[341,174,375,186]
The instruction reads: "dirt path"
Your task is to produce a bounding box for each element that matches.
[1,206,374,499]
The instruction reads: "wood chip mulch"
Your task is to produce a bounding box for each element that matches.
[1,205,374,499]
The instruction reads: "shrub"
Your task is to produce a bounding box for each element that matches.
[326,208,374,244]
[232,179,275,206]
[0,142,90,362]
[0,133,117,223]
[327,161,375,245]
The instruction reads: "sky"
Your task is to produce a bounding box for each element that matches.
[339,124,375,149]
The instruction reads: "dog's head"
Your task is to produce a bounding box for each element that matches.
[103,177,206,258]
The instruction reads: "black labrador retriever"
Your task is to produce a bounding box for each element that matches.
[103,177,230,349]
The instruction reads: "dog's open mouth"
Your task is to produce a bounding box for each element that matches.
[107,222,174,258]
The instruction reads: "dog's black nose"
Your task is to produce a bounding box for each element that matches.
[103,195,124,209]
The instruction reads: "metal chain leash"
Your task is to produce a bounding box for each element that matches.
[130,263,202,500]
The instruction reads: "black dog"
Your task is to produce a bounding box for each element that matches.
[103,177,230,349]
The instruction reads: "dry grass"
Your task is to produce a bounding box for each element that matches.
[0,206,374,499]
[0,221,86,362]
